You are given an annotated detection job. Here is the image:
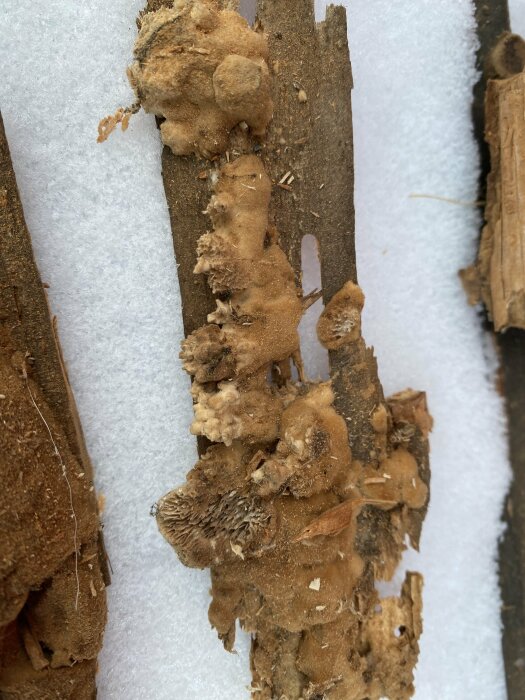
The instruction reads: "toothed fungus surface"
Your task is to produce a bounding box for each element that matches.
[127,0,273,156]
[180,155,302,385]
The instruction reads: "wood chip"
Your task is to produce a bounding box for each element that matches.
[295,498,397,542]
[230,542,245,560]
[188,46,210,55]
[97,493,106,514]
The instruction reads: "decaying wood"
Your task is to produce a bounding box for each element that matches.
[471,6,525,697]
[462,32,525,331]
[0,114,108,699]
[106,1,431,697]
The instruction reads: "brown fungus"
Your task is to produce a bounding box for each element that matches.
[98,1,432,696]
[251,383,352,498]
[180,156,302,381]
[157,442,277,568]
[127,0,273,157]
[316,281,364,351]
[190,373,288,446]
[157,153,431,699]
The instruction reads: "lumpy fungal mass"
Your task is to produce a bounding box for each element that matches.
[157,151,430,699]
[103,1,431,698]
[99,0,273,157]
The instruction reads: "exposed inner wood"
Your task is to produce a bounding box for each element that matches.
[0,114,107,699]
[462,32,525,331]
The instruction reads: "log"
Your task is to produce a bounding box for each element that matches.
[114,1,431,696]
[470,5,525,697]
[0,114,108,699]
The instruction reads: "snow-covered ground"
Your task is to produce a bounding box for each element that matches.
[1,1,520,697]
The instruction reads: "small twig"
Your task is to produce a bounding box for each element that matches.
[409,193,485,207]
[302,288,323,310]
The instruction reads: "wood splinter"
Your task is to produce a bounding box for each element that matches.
[461,31,525,331]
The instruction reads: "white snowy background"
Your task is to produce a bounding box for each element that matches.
[1,0,523,697]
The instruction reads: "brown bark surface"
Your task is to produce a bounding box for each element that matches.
[0,114,107,698]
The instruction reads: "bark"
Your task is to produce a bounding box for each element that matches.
[470,7,525,698]
[0,114,108,698]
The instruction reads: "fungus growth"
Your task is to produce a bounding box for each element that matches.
[104,1,431,697]
[156,153,431,698]
[99,0,273,157]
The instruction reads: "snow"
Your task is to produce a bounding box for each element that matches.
[511,0,525,38]
[0,0,516,698]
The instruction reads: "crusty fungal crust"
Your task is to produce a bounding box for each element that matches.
[180,156,302,385]
[316,281,364,350]
[251,383,351,499]
[157,153,431,699]
[126,0,272,156]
